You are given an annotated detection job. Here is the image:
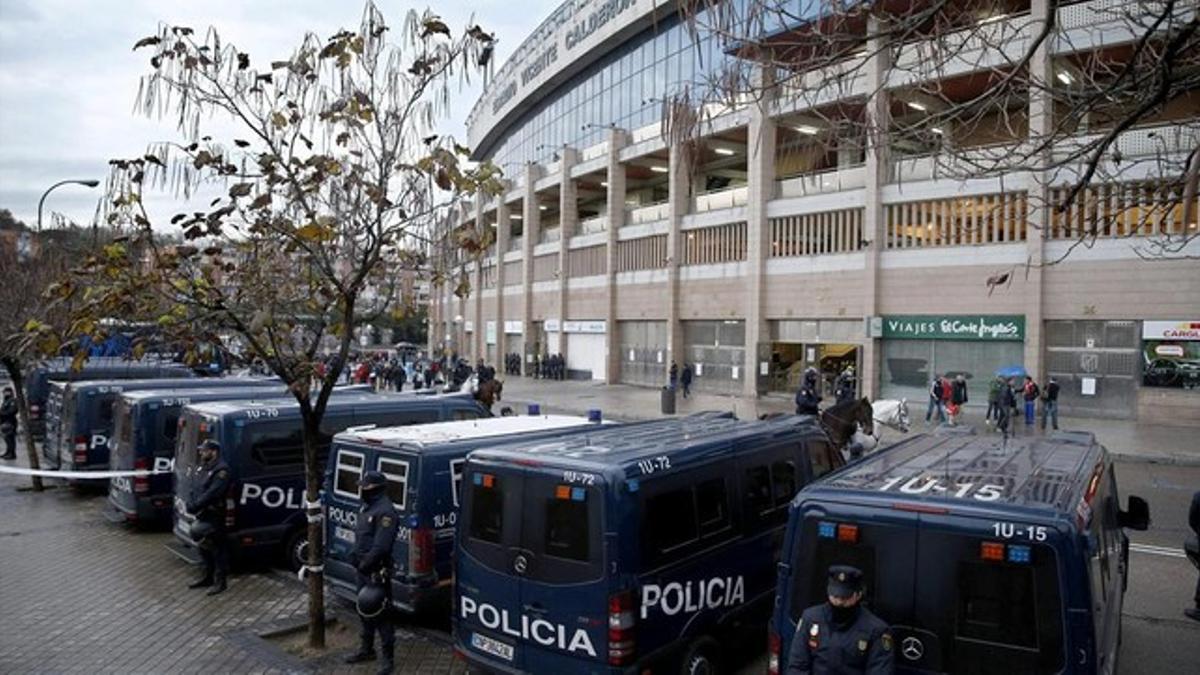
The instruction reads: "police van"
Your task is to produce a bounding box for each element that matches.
[323,414,610,614]
[25,357,194,440]
[455,412,841,674]
[107,383,288,526]
[43,376,267,476]
[769,430,1150,675]
[172,391,488,570]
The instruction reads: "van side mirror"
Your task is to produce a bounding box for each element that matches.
[1119,495,1150,531]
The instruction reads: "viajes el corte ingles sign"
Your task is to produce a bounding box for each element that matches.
[883,315,1025,341]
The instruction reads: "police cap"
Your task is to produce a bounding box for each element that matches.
[360,471,387,491]
[200,439,221,452]
[827,565,864,599]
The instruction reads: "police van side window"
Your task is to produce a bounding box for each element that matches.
[742,458,792,531]
[807,440,837,478]
[377,457,409,511]
[333,450,364,499]
[642,475,733,568]
[451,408,481,421]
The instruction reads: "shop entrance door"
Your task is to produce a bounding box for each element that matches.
[768,342,860,398]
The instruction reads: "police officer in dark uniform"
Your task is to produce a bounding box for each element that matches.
[345,471,400,674]
[787,565,894,675]
[187,439,232,595]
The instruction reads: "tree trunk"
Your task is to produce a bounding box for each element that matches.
[301,412,326,648]
[2,358,43,491]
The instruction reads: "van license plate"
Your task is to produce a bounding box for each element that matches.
[334,526,355,544]
[471,633,514,661]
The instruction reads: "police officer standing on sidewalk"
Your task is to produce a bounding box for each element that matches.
[187,439,232,595]
[345,471,399,674]
[1,387,17,460]
[787,565,894,675]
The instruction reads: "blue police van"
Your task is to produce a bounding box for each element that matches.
[25,357,194,440]
[454,412,841,674]
[171,391,489,570]
[42,376,268,476]
[323,414,610,614]
[106,383,288,526]
[768,430,1150,675]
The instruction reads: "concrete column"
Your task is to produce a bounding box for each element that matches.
[604,128,629,384]
[495,192,511,368]
[520,163,541,374]
[1025,0,1053,384]
[558,147,579,369]
[743,65,778,406]
[665,142,690,377]
[861,16,891,400]
[472,196,485,363]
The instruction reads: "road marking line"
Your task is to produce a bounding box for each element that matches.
[1129,543,1186,558]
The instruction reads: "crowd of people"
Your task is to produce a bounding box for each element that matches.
[925,372,1060,437]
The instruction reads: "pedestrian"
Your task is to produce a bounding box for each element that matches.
[1041,376,1060,431]
[1022,375,1040,426]
[998,377,1016,439]
[925,374,946,424]
[986,376,1003,425]
[835,367,857,405]
[425,362,437,388]
[681,363,694,399]
[1,387,18,460]
[786,565,894,675]
[344,471,399,674]
[669,361,679,390]
[950,374,968,425]
[412,364,423,390]
[1187,490,1200,622]
[186,440,232,595]
[393,364,407,392]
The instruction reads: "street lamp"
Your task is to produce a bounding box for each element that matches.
[37,179,100,232]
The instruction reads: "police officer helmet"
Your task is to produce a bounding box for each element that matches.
[200,439,221,453]
[360,471,387,497]
[356,582,388,618]
[190,520,215,545]
[827,565,865,599]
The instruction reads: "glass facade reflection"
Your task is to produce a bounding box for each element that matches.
[484,7,738,176]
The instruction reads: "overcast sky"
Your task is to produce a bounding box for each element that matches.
[0,0,558,228]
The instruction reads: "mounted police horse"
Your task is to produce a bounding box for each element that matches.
[819,397,875,456]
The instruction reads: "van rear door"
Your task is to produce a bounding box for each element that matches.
[787,502,919,653]
[458,461,528,670]
[911,514,1066,674]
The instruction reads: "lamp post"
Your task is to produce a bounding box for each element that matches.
[37,179,100,232]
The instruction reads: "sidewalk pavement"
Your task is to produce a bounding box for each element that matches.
[493,376,1200,466]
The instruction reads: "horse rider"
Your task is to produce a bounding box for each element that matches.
[796,368,822,416]
[835,367,857,405]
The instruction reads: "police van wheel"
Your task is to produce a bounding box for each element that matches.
[680,637,719,675]
[284,530,308,572]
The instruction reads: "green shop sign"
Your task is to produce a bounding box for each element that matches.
[883,315,1025,341]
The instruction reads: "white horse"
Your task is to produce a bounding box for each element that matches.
[846,398,911,458]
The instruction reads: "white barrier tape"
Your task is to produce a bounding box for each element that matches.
[0,465,171,480]
[306,513,324,524]
[305,498,322,510]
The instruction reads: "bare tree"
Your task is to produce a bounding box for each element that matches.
[49,2,501,648]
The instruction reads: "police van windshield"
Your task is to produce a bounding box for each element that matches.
[792,521,1065,674]
[463,469,603,583]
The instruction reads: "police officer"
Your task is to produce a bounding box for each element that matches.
[1,387,17,460]
[835,367,857,405]
[345,471,399,674]
[186,439,232,595]
[796,369,822,416]
[787,565,894,675]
